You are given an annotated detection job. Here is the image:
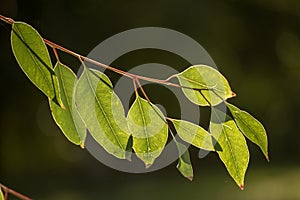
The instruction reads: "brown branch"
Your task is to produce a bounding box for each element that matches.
[0,183,32,200]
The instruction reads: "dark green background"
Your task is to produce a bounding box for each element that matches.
[1,0,300,199]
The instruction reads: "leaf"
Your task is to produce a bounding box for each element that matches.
[11,22,56,99]
[49,62,86,147]
[176,142,194,181]
[171,119,215,151]
[226,102,269,161]
[210,109,249,189]
[0,188,4,200]
[74,67,131,159]
[127,96,168,167]
[177,65,235,106]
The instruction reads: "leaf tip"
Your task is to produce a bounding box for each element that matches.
[231,92,236,97]
[187,176,193,181]
[80,143,85,149]
[239,184,244,190]
[145,163,153,168]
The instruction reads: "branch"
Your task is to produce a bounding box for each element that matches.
[0,14,218,94]
[0,183,32,200]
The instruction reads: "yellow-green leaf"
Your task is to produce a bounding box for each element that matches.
[176,142,193,181]
[226,102,269,161]
[11,22,55,99]
[171,119,215,151]
[210,109,249,189]
[127,96,168,167]
[0,188,4,200]
[74,68,131,159]
[49,62,86,147]
[177,65,234,106]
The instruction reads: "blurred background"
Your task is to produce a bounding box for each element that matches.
[0,0,300,199]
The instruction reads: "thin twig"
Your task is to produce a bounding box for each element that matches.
[0,183,32,200]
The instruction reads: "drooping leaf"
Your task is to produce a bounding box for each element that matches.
[0,188,4,200]
[176,65,235,106]
[210,109,249,189]
[74,67,131,159]
[11,22,56,99]
[226,102,269,161]
[49,62,86,147]
[171,119,215,151]
[127,96,168,167]
[176,142,193,181]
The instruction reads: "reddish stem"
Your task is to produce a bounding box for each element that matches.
[0,183,32,200]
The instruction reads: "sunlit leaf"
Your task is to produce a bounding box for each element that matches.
[177,65,235,106]
[75,68,131,159]
[127,96,168,167]
[0,188,4,200]
[210,109,249,189]
[176,142,193,181]
[171,119,215,151]
[49,62,86,147]
[11,22,55,99]
[226,102,269,161]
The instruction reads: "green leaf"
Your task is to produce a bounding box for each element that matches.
[177,65,235,106]
[226,102,269,161]
[49,62,86,147]
[210,109,249,189]
[127,96,168,167]
[11,22,55,99]
[74,68,131,159]
[171,119,215,151]
[176,142,193,181]
[0,188,4,200]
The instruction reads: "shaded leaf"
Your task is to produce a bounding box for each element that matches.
[177,65,234,106]
[226,102,269,161]
[11,22,55,99]
[171,119,215,151]
[49,62,86,147]
[210,109,249,189]
[75,68,130,159]
[127,96,168,167]
[176,142,193,181]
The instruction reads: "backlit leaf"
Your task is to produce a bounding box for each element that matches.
[11,22,55,99]
[177,65,234,106]
[176,142,193,181]
[171,119,215,151]
[226,102,269,161]
[127,96,168,167]
[74,68,130,159]
[49,62,86,147]
[0,188,4,200]
[210,109,249,189]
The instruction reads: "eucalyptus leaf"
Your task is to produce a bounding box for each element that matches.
[127,96,168,167]
[75,68,131,159]
[11,22,56,99]
[177,65,234,106]
[171,119,215,151]
[226,102,269,161]
[210,109,249,189]
[176,142,193,181]
[49,62,86,147]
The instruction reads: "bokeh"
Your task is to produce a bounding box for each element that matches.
[0,0,300,199]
